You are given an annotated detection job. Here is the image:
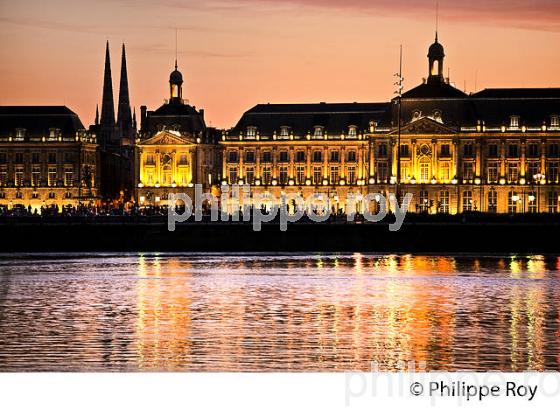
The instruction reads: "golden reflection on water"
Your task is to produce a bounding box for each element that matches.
[0,254,558,371]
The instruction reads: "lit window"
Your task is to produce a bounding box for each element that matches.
[551,115,560,128]
[348,126,357,138]
[510,116,520,128]
[246,127,257,139]
[313,126,324,138]
[280,126,290,138]
[15,129,25,141]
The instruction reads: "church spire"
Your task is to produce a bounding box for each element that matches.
[117,43,133,141]
[95,104,99,125]
[100,41,115,128]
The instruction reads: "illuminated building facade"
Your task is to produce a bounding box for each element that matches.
[223,35,560,214]
[0,106,99,211]
[135,61,221,207]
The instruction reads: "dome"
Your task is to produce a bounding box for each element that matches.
[169,60,183,85]
[428,39,445,59]
[170,69,183,85]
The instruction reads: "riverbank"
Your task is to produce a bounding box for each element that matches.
[1,214,559,252]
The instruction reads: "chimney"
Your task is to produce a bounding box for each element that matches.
[140,105,147,131]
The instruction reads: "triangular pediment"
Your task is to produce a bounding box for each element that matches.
[139,130,194,146]
[394,117,457,135]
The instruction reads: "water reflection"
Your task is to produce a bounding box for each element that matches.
[0,254,559,371]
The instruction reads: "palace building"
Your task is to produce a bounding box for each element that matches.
[0,106,98,212]
[222,33,560,214]
[134,61,221,207]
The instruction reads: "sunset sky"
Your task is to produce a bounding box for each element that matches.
[1,0,559,128]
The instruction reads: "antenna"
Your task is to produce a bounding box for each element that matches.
[175,28,178,69]
[435,0,439,41]
[474,70,478,92]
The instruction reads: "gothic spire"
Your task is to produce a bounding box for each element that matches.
[95,104,99,125]
[117,43,133,141]
[100,41,115,130]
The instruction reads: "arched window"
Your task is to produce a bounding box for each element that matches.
[162,154,173,186]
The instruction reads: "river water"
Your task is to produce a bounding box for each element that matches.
[0,253,559,372]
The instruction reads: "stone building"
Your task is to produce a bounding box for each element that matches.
[135,61,221,207]
[222,33,560,214]
[0,106,98,212]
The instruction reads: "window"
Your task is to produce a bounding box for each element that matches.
[507,163,518,183]
[548,192,558,213]
[0,153,6,164]
[419,160,430,183]
[296,166,306,185]
[65,169,73,187]
[547,144,560,158]
[280,126,290,138]
[510,116,520,128]
[508,144,519,158]
[245,151,255,163]
[228,167,238,184]
[279,151,289,163]
[377,144,388,158]
[279,166,289,185]
[508,192,518,213]
[313,166,322,185]
[527,144,539,158]
[16,129,25,141]
[145,154,155,165]
[440,144,451,157]
[347,166,356,184]
[377,163,388,182]
[551,115,559,128]
[32,153,40,164]
[32,192,39,199]
[547,162,559,183]
[348,126,357,138]
[419,190,429,213]
[329,166,339,185]
[399,145,410,158]
[313,126,324,139]
[312,151,322,163]
[463,163,474,181]
[49,129,58,140]
[488,190,498,213]
[161,155,172,186]
[32,167,40,187]
[347,151,357,162]
[15,191,23,199]
[48,192,56,199]
[262,166,272,185]
[439,191,449,213]
[227,151,238,163]
[178,154,189,165]
[64,192,72,199]
[487,162,499,183]
[295,151,305,162]
[329,151,339,162]
[463,144,474,158]
[462,191,473,212]
[0,170,8,186]
[15,153,24,163]
[0,192,5,199]
[440,162,450,181]
[262,151,272,163]
[48,153,57,163]
[15,167,24,187]
[64,152,74,163]
[528,191,537,213]
[246,127,257,139]
[488,144,499,158]
[527,162,539,181]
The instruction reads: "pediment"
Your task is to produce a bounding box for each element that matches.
[139,130,194,146]
[395,117,457,135]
